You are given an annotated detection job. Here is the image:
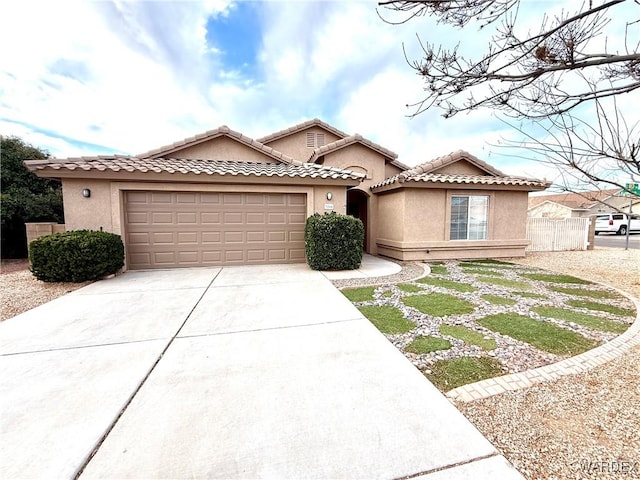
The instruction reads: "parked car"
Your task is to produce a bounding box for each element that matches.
[594,213,640,235]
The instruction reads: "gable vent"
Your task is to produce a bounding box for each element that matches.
[306,132,315,147]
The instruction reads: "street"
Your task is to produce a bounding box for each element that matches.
[594,233,640,249]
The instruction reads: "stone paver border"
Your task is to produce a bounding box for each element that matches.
[446,283,640,403]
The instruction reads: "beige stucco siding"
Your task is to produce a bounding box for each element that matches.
[376,187,531,261]
[434,161,487,175]
[62,179,114,232]
[385,163,404,178]
[264,127,342,161]
[403,189,447,241]
[376,191,405,242]
[492,191,529,238]
[167,137,279,163]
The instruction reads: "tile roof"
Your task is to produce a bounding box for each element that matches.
[256,118,349,144]
[138,126,300,165]
[23,156,366,181]
[308,134,405,167]
[370,150,549,191]
[401,150,506,177]
[528,188,622,210]
[371,173,550,190]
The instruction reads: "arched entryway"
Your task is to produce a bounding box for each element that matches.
[347,188,369,252]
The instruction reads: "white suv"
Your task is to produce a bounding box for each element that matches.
[594,213,640,235]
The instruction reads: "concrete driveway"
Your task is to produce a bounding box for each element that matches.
[1,264,523,479]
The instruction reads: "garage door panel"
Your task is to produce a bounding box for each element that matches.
[176,193,197,204]
[127,212,149,224]
[177,232,198,244]
[152,232,174,244]
[224,232,244,243]
[290,249,306,261]
[125,191,306,269]
[201,212,220,224]
[289,213,306,224]
[151,212,173,224]
[247,232,265,242]
[202,232,222,244]
[151,192,172,203]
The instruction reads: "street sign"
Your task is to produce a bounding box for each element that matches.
[620,182,640,197]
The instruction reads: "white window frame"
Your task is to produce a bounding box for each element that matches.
[449,195,489,240]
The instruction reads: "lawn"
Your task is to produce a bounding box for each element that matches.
[343,260,636,392]
[478,313,598,355]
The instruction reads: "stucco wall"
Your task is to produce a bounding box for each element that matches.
[434,161,487,175]
[62,179,114,232]
[493,191,529,238]
[528,202,575,219]
[322,144,391,254]
[263,127,342,162]
[376,191,404,242]
[167,137,279,163]
[376,186,531,261]
[385,162,404,178]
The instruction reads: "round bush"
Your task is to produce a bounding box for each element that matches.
[29,230,125,282]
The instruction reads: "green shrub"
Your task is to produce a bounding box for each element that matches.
[29,230,124,282]
[304,212,364,270]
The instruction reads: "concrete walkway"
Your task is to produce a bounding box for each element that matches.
[0,263,523,479]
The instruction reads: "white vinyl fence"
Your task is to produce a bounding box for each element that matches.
[526,217,591,252]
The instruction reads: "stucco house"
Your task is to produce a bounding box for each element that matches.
[528,189,639,219]
[25,119,549,269]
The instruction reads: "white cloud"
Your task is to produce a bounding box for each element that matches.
[2,0,633,190]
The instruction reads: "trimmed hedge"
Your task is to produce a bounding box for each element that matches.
[305,212,364,270]
[29,230,124,282]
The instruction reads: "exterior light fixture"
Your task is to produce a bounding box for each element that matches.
[326,192,333,200]
[82,188,91,198]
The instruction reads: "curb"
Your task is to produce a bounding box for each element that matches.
[447,283,640,403]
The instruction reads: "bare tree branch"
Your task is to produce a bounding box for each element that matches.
[380,0,640,119]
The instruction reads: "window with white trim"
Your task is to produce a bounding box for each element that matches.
[450,195,489,240]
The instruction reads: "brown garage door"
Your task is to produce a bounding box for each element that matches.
[124,191,307,269]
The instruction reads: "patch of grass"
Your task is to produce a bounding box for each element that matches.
[439,324,497,350]
[397,283,423,293]
[521,273,591,285]
[566,299,636,318]
[382,290,394,298]
[462,267,504,276]
[514,291,546,299]
[426,357,504,391]
[428,264,448,275]
[403,293,475,317]
[358,306,414,335]
[478,314,598,355]
[533,306,630,334]
[416,277,477,292]
[549,285,623,300]
[481,294,517,306]
[459,261,514,270]
[476,276,532,290]
[342,287,375,302]
[405,336,452,354]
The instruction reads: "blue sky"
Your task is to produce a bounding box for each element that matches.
[1,0,637,186]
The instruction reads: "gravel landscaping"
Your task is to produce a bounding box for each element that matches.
[342,249,640,480]
[0,259,90,321]
[343,260,635,383]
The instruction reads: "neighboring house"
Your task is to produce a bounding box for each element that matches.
[528,188,639,219]
[24,119,549,269]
